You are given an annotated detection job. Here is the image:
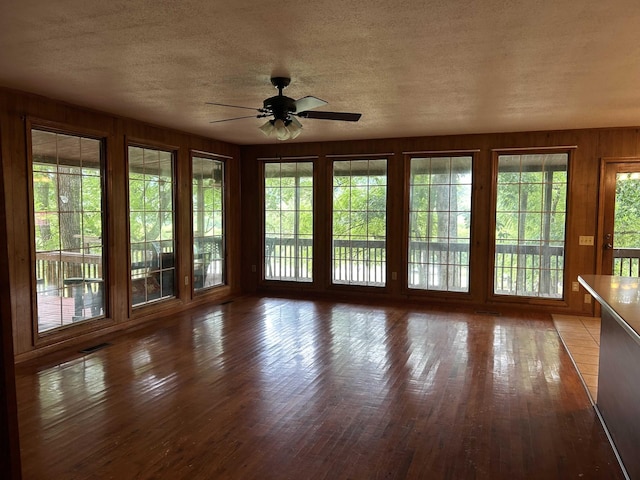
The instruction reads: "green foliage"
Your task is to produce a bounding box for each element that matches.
[495,160,567,244]
[615,174,640,247]
[408,157,472,242]
[264,163,313,239]
[332,162,387,239]
[32,166,104,252]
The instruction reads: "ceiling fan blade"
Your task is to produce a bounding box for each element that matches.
[210,115,261,124]
[206,102,262,112]
[294,96,328,113]
[298,111,362,122]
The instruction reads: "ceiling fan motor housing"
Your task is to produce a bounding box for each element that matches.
[263,95,296,122]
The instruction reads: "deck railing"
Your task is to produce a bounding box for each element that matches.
[34,242,640,296]
[265,237,313,282]
[494,243,564,297]
[35,251,103,290]
[612,248,640,277]
[265,237,568,295]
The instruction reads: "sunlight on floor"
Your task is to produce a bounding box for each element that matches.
[552,314,600,402]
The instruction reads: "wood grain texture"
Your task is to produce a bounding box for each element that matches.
[239,128,621,314]
[0,88,241,360]
[5,85,640,360]
[16,297,623,479]
[0,114,22,478]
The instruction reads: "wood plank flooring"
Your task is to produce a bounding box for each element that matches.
[15,297,624,479]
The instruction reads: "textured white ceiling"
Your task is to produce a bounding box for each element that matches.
[1,0,640,145]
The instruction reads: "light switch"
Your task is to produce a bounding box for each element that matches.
[579,236,594,246]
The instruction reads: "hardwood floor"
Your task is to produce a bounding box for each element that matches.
[15,297,623,479]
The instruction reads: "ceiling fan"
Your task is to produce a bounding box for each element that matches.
[207,77,362,141]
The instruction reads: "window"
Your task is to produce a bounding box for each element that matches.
[332,159,387,286]
[408,156,472,292]
[494,152,568,298]
[31,128,106,333]
[192,154,225,290]
[264,161,313,282]
[128,145,175,306]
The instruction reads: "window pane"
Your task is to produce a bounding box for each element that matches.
[264,161,314,282]
[408,156,472,292]
[129,145,175,306]
[192,155,225,290]
[31,128,106,334]
[332,159,387,286]
[494,153,568,298]
[613,172,640,276]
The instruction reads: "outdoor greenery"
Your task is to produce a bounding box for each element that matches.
[332,160,387,241]
[614,173,640,276]
[265,165,313,238]
[31,135,640,320]
[31,129,105,332]
[494,153,568,297]
[32,135,103,256]
[332,160,387,285]
[264,162,313,281]
[408,156,472,292]
[615,173,640,247]
[193,156,225,289]
[128,147,174,251]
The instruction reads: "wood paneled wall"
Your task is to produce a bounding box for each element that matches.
[3,85,640,361]
[0,114,21,477]
[0,88,241,361]
[240,128,640,314]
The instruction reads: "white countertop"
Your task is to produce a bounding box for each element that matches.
[579,274,640,343]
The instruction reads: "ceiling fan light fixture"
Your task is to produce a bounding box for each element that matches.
[288,122,302,139]
[259,118,299,140]
[273,119,289,141]
[259,120,275,136]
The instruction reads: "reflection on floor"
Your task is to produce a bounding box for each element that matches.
[552,314,601,402]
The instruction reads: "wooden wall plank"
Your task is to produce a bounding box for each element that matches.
[0,103,22,479]
[6,84,640,359]
[241,127,640,315]
[0,88,240,360]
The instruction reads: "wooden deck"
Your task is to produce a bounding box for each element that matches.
[36,294,76,332]
[15,296,623,479]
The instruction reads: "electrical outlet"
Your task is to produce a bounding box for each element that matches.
[579,235,594,246]
[584,293,592,304]
[251,264,257,273]
[184,275,189,286]
[391,271,397,280]
[572,281,579,292]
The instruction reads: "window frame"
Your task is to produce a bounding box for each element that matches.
[405,153,474,294]
[489,147,573,304]
[26,119,110,343]
[329,155,389,289]
[190,150,228,294]
[260,157,316,285]
[126,140,178,310]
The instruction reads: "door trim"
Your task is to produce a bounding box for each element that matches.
[596,156,640,275]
